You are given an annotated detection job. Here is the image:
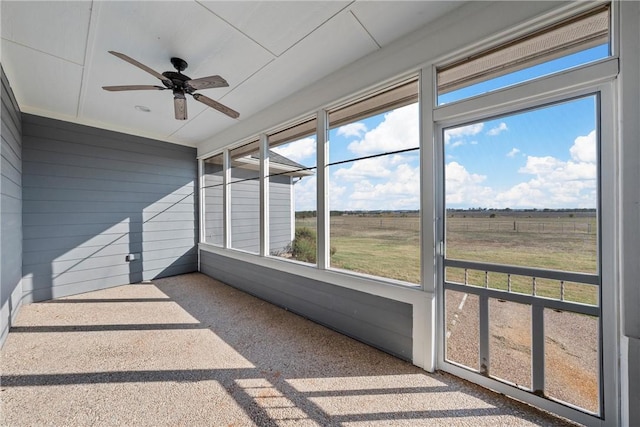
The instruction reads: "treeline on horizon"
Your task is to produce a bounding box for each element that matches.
[295,207,596,218]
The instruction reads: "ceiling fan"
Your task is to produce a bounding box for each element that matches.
[102,51,239,120]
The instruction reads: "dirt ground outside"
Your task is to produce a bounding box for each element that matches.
[445,289,599,414]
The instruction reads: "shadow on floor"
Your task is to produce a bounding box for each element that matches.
[0,273,575,426]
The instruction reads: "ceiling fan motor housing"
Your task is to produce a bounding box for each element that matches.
[162,71,193,92]
[170,57,188,72]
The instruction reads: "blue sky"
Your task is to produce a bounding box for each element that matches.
[273,45,606,211]
[444,96,597,209]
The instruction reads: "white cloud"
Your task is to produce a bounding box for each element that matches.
[518,156,564,175]
[328,181,348,210]
[272,136,316,164]
[445,162,494,206]
[494,130,597,208]
[332,156,393,181]
[349,163,420,210]
[506,148,520,157]
[346,103,419,156]
[444,123,484,145]
[494,181,546,207]
[330,162,420,210]
[487,122,508,136]
[293,175,317,211]
[570,130,597,163]
[337,122,367,138]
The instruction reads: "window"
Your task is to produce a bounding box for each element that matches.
[203,153,224,246]
[440,80,603,417]
[437,5,610,105]
[267,118,317,263]
[327,79,420,283]
[229,140,261,253]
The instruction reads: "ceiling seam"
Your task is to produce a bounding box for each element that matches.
[194,1,278,57]
[0,39,85,67]
[75,0,99,119]
[271,1,358,58]
[349,10,382,49]
[216,57,275,101]
[170,1,356,142]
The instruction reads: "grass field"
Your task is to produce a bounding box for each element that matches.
[296,211,598,304]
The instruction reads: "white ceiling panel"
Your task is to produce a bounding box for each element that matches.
[1,40,83,118]
[221,10,379,119]
[85,1,273,91]
[0,1,461,146]
[1,1,91,65]
[200,1,350,56]
[81,1,272,139]
[168,107,239,145]
[82,79,205,142]
[351,1,461,47]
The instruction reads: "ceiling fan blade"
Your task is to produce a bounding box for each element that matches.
[108,51,172,87]
[185,75,229,91]
[192,93,239,119]
[174,93,187,120]
[102,85,166,91]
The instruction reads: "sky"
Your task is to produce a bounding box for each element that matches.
[272,45,606,212]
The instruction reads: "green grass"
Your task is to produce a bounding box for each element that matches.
[294,213,599,305]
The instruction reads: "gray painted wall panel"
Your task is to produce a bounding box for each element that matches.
[203,163,224,245]
[24,174,193,195]
[23,161,192,186]
[22,220,195,240]
[1,133,21,171]
[24,132,195,172]
[23,188,194,204]
[23,211,195,226]
[23,238,196,265]
[1,156,20,188]
[24,115,191,156]
[269,175,293,253]
[1,67,23,346]
[23,148,193,179]
[199,250,412,360]
[22,114,198,302]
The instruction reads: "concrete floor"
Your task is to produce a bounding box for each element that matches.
[0,272,576,426]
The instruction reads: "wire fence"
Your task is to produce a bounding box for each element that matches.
[298,215,597,235]
[446,219,596,235]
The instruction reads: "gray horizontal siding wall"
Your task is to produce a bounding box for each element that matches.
[206,164,294,254]
[1,66,23,346]
[203,162,223,245]
[229,167,260,253]
[22,114,198,302]
[200,250,413,360]
[269,175,293,254]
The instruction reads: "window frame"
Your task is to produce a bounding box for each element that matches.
[324,77,421,284]
[433,60,618,426]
